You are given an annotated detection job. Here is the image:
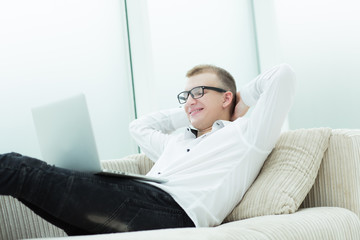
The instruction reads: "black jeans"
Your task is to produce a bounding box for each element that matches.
[0,152,194,235]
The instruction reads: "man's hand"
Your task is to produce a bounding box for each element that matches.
[231,92,250,121]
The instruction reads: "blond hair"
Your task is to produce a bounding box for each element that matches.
[186,64,237,112]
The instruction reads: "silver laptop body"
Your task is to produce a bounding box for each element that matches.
[31,94,167,184]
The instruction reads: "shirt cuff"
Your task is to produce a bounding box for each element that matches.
[239,86,257,107]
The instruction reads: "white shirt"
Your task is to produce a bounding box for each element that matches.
[129,63,296,227]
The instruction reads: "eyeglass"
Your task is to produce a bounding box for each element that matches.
[177,86,227,104]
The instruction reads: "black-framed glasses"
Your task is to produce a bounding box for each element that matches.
[177,86,227,104]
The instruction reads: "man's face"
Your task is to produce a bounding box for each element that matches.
[184,72,226,131]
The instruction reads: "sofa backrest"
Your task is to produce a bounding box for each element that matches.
[107,128,360,220]
[301,129,360,218]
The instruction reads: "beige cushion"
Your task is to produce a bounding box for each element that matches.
[225,128,332,222]
[301,129,360,218]
[101,154,154,176]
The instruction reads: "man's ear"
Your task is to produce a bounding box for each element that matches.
[222,91,233,108]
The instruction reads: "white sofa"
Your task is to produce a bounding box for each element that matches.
[1,128,360,240]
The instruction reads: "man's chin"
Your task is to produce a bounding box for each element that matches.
[190,122,199,130]
[190,118,200,128]
[190,121,206,131]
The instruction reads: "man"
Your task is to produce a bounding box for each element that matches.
[130,63,296,228]
[0,63,295,235]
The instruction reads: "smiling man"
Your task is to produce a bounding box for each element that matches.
[0,63,295,235]
[181,65,238,136]
[130,63,296,228]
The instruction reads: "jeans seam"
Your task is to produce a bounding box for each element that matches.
[91,198,130,233]
[127,200,184,231]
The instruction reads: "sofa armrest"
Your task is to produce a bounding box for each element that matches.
[31,207,360,240]
[0,195,66,240]
[101,153,154,175]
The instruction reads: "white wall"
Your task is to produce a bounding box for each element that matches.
[0,0,260,160]
[273,0,360,129]
[127,0,259,117]
[0,0,138,159]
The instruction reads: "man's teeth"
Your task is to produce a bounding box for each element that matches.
[191,109,202,114]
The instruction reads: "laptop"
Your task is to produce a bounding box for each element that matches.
[31,93,168,184]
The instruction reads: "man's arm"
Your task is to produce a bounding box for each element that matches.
[234,63,296,151]
[129,108,190,162]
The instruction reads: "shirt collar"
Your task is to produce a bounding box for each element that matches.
[184,120,230,139]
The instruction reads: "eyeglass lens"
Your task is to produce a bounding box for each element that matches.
[178,87,204,103]
[191,87,204,98]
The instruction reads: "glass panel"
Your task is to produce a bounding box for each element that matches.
[0,0,138,159]
[274,0,360,129]
[127,0,259,116]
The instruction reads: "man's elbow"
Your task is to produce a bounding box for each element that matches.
[277,63,297,94]
[129,118,139,138]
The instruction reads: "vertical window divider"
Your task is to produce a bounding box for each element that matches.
[124,0,140,153]
[250,0,261,74]
[124,0,138,120]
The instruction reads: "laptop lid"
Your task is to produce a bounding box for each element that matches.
[32,94,169,184]
[32,94,102,172]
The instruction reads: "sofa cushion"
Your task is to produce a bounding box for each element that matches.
[301,129,360,218]
[225,128,332,222]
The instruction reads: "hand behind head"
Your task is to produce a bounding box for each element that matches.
[231,92,249,121]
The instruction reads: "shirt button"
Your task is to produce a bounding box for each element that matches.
[187,149,190,152]
[157,172,161,175]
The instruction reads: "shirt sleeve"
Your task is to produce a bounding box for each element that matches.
[129,108,190,162]
[237,63,296,152]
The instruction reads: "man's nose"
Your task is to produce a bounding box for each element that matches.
[186,94,197,105]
